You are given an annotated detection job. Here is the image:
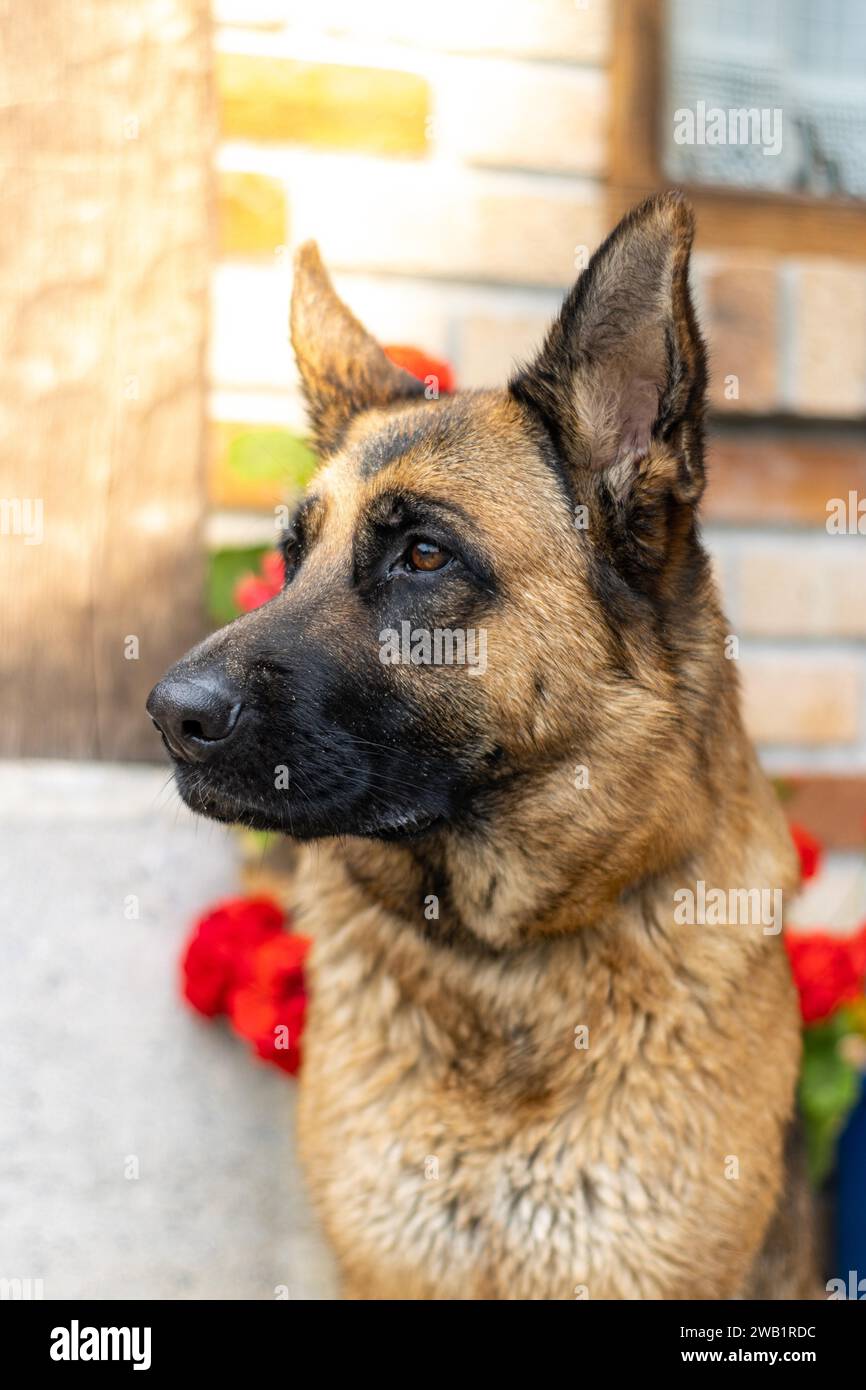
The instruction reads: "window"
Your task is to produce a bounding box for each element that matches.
[608,0,866,259]
[664,0,866,200]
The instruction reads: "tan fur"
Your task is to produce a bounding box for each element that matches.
[283,401,815,1297]
[289,199,818,1297]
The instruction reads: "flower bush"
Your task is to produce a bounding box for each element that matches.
[234,549,285,614]
[181,896,310,1076]
[785,822,866,1181]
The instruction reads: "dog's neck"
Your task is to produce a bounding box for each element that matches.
[319,734,791,954]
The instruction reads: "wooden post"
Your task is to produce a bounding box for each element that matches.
[0,0,213,759]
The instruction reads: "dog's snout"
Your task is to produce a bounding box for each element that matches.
[146,670,243,763]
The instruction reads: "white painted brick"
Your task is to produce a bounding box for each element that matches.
[210,263,295,389]
[215,0,611,64]
[435,59,608,175]
[289,156,604,287]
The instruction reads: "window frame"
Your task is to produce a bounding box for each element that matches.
[608,0,866,259]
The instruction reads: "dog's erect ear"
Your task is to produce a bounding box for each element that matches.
[291,242,426,455]
[510,192,706,504]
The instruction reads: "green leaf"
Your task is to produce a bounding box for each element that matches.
[207,546,269,626]
[236,828,274,860]
[798,1019,861,1184]
[228,428,316,489]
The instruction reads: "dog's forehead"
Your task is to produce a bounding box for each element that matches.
[310,389,561,530]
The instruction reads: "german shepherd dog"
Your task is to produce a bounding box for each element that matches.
[148,194,817,1299]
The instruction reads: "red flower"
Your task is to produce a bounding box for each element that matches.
[234,550,285,614]
[228,933,311,1075]
[384,344,455,395]
[260,550,285,587]
[182,896,284,1017]
[790,822,822,882]
[785,924,866,1025]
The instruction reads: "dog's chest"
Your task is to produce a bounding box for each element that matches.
[296,929,723,1300]
[300,1079,682,1299]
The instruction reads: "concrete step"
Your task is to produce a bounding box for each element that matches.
[0,760,337,1300]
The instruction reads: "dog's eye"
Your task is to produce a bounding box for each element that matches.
[406,539,451,573]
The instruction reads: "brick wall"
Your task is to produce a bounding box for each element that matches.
[207,2,866,900]
[694,249,866,779]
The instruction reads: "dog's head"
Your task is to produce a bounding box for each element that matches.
[148,193,718,858]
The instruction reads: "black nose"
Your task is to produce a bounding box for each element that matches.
[146,670,243,762]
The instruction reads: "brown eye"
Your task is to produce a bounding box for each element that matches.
[408,539,450,572]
